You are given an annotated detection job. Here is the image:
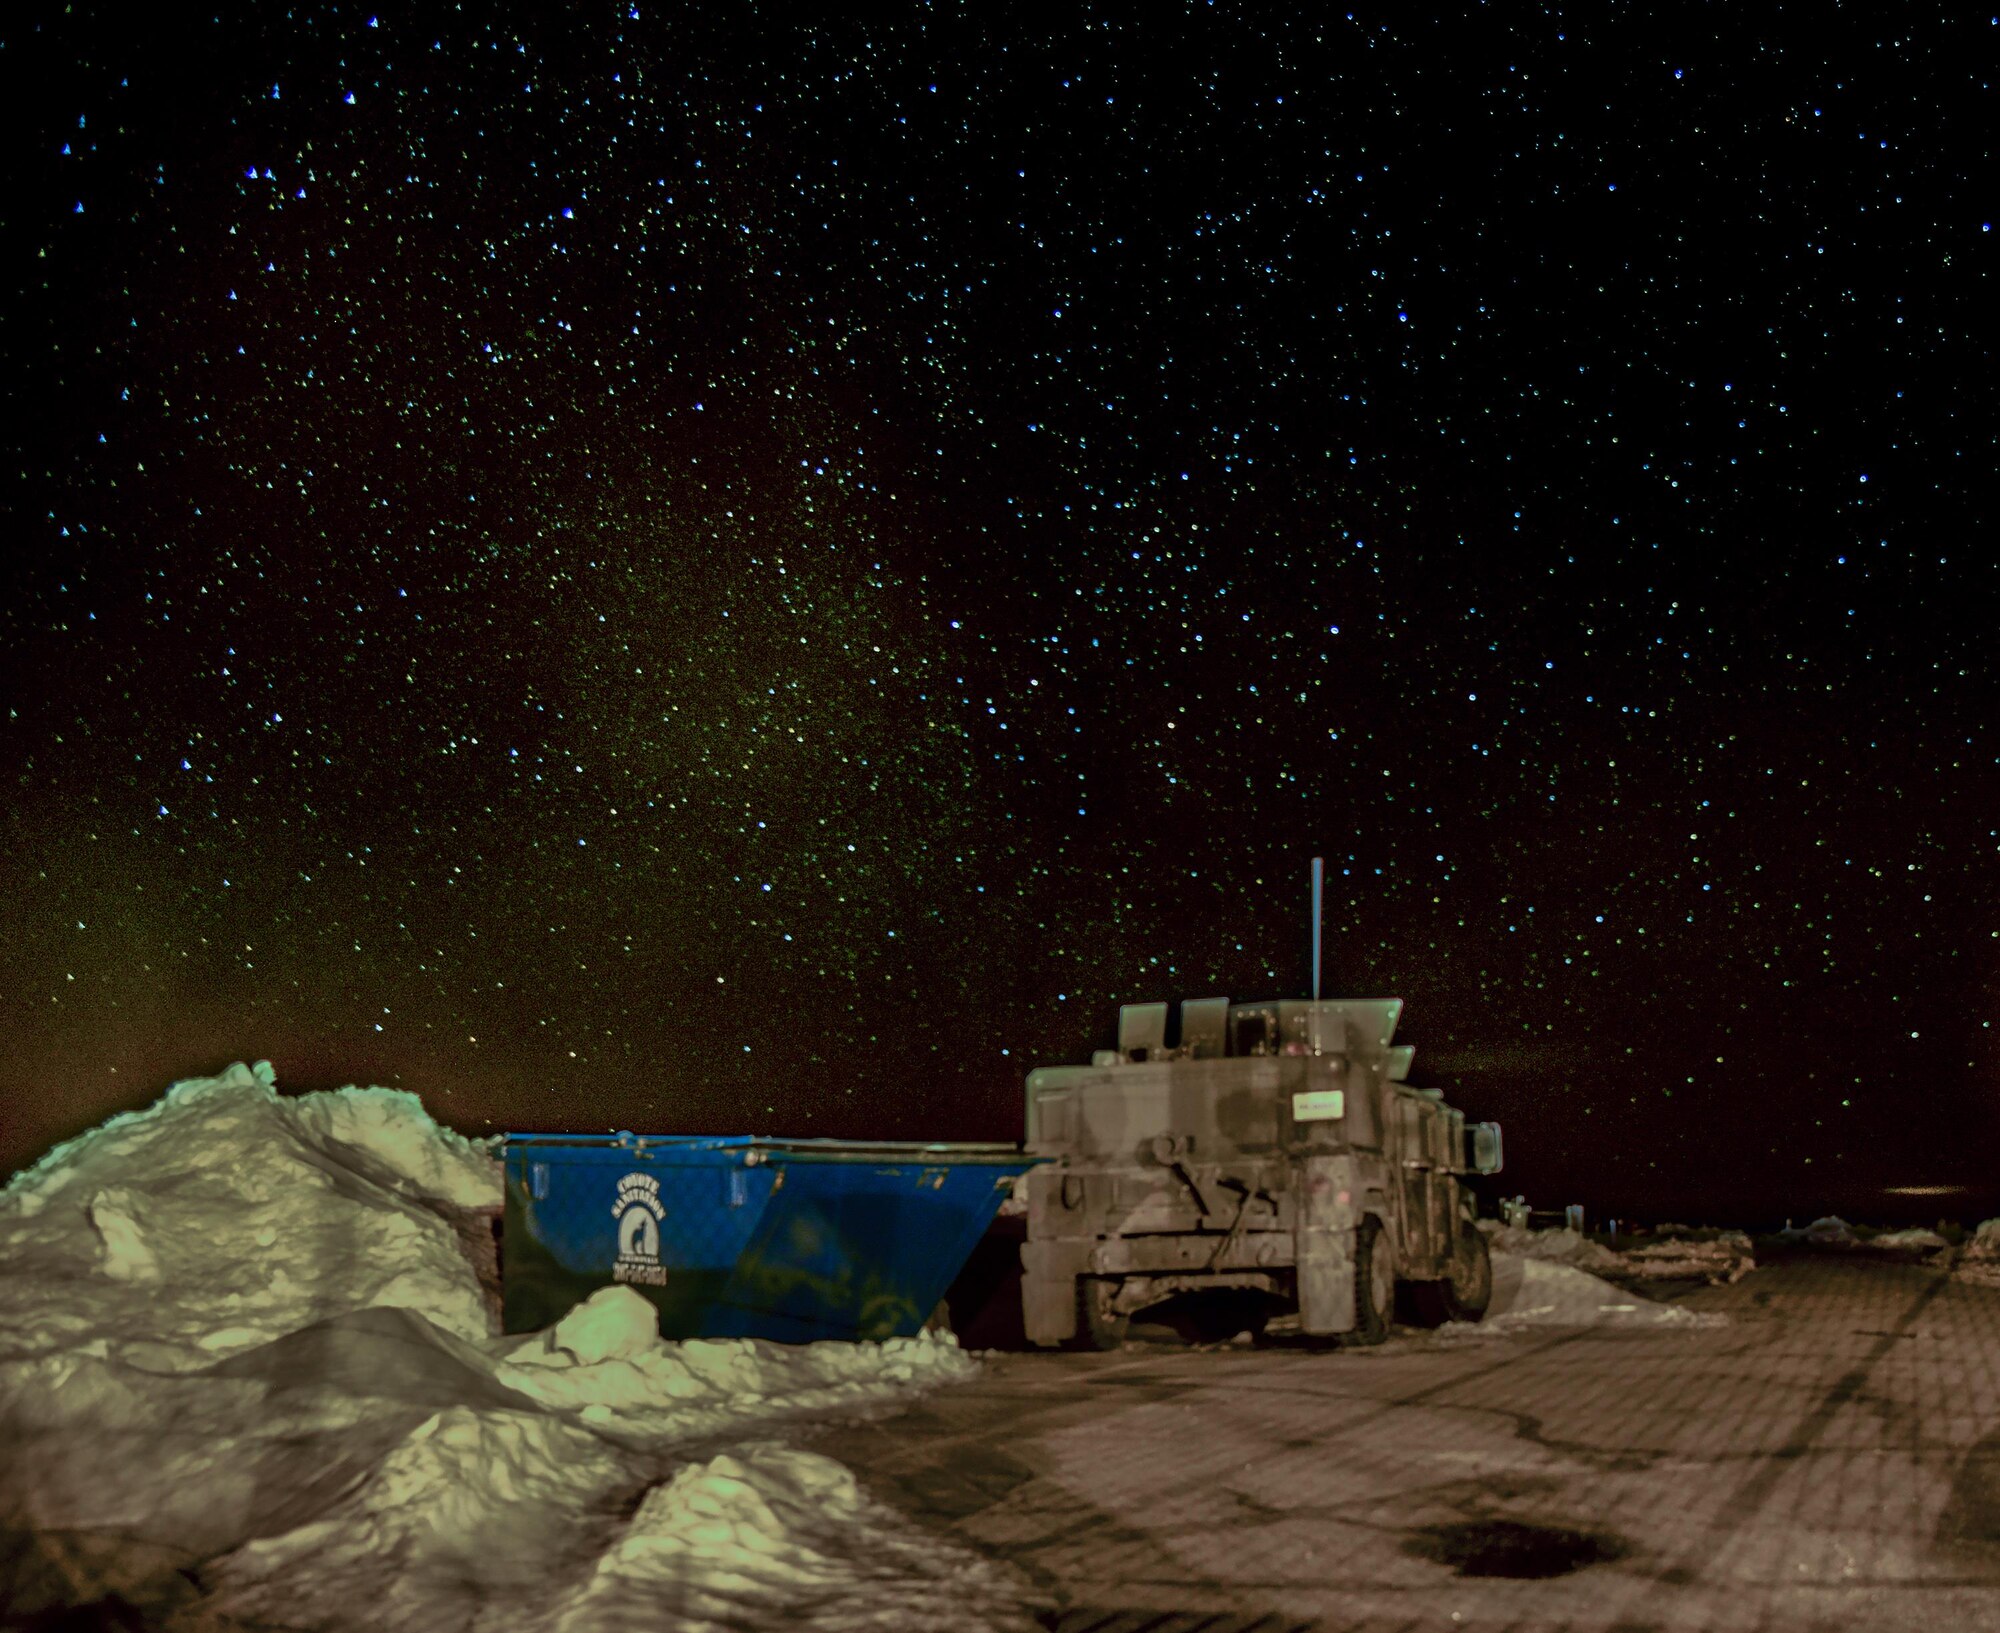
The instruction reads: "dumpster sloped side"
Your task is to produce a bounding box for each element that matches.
[712,1162,1020,1342]
[503,1135,1035,1341]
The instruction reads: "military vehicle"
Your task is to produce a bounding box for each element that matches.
[1020,995,1504,1347]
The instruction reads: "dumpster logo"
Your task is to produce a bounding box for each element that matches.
[612,1172,669,1287]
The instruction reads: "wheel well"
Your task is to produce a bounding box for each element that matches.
[1360,1196,1393,1252]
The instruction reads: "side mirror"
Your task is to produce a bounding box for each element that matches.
[1468,1122,1504,1176]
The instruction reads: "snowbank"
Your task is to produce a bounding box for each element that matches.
[1776,1214,1859,1245]
[1,1060,502,1367]
[1961,1218,2000,1260]
[1774,1218,1960,1257]
[1433,1253,1727,1343]
[1478,1221,1755,1287]
[1480,1222,1623,1272]
[1940,1218,2000,1287]
[208,1432,1027,1633]
[1869,1227,1950,1252]
[490,1285,986,1442]
[0,1064,1038,1632]
[1614,1230,1756,1285]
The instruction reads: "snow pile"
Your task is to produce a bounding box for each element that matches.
[0,1064,1035,1632]
[210,1431,1026,1633]
[1946,1218,2000,1287]
[1,1060,502,1368]
[1777,1215,1859,1245]
[491,1284,982,1441]
[1868,1227,1950,1252]
[1473,1221,1753,1286]
[560,1442,1022,1633]
[1959,1219,2000,1259]
[1614,1230,1756,1285]
[1435,1254,1726,1342]
[1479,1221,1623,1272]
[1772,1218,1957,1256]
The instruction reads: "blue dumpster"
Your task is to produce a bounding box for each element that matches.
[502,1133,1038,1342]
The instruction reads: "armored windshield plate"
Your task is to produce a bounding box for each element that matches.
[1291,1088,1346,1122]
[1179,995,1230,1058]
[1117,1001,1169,1056]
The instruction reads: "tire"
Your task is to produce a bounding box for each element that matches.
[1348,1217,1396,1347]
[1443,1216,1494,1321]
[1069,1275,1129,1351]
[1406,1217,1494,1326]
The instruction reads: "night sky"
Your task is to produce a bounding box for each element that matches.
[4,5,1995,1225]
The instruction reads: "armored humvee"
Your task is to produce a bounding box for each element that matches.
[1021,995,1503,1348]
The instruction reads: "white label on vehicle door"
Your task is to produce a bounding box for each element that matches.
[1291,1089,1345,1121]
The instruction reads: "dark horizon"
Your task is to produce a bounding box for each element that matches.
[4,5,1994,1227]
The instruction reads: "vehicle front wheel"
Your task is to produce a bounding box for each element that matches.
[1442,1216,1494,1321]
[1406,1217,1494,1326]
[1348,1218,1396,1346]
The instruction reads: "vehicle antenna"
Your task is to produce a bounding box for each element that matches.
[1310,854,1324,1003]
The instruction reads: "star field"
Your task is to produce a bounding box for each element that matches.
[3,4,1995,1222]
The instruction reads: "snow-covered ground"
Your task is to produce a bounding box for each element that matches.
[1447,1253,1730,1340]
[1453,1213,2000,1339]
[1406,1223,1745,1344]
[1482,1221,1756,1285]
[0,1064,1042,1632]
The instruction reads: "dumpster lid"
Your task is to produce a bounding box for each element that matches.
[505,1132,1032,1165]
